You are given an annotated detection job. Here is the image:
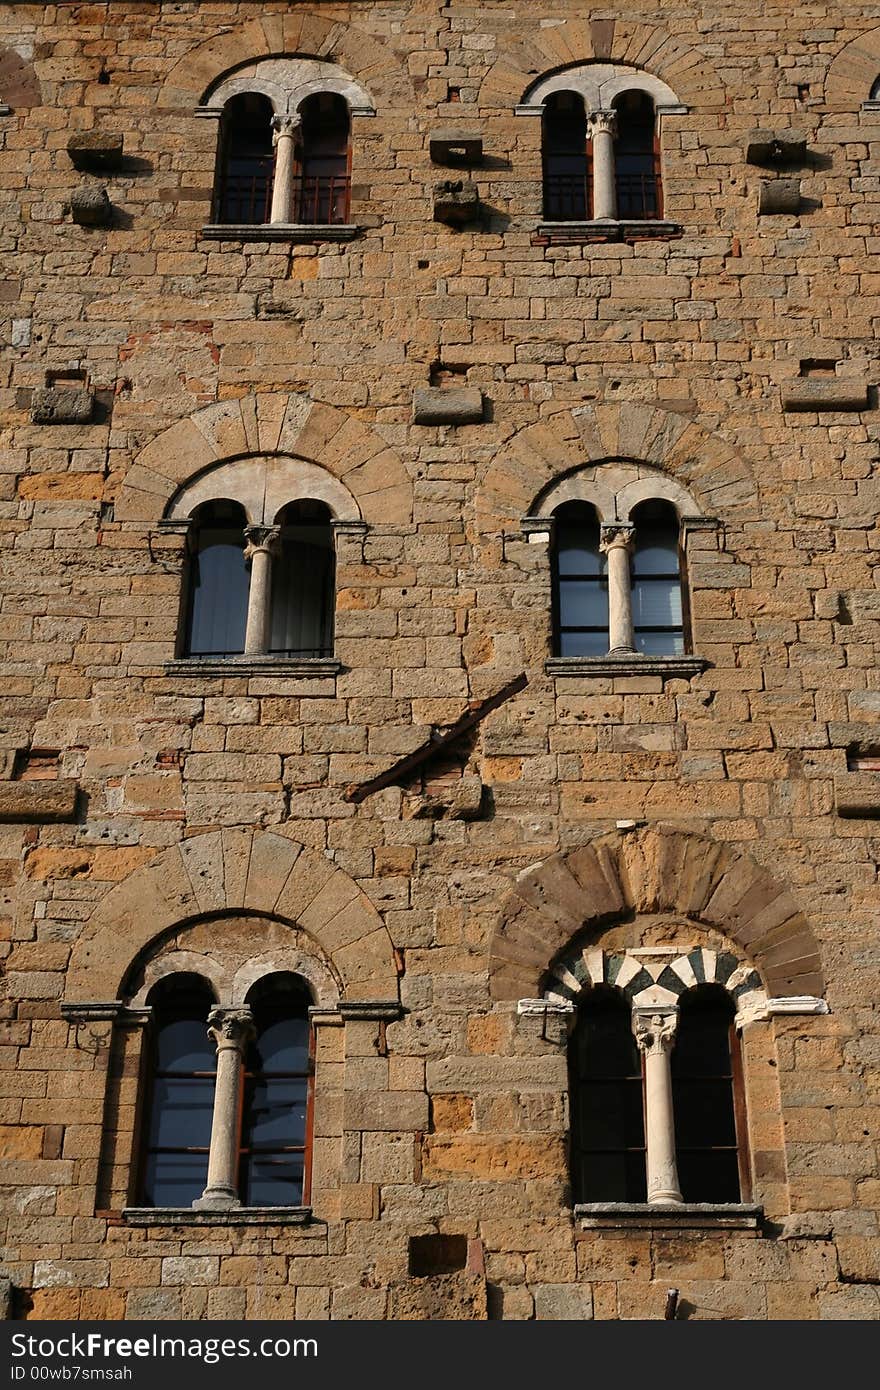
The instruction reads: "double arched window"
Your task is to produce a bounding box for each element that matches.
[569,983,748,1207]
[547,480,689,659]
[140,972,313,1211]
[183,498,335,660]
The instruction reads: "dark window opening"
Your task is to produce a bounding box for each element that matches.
[269,500,335,659]
[552,500,608,657]
[613,89,662,219]
[630,499,684,656]
[240,974,313,1207]
[215,92,275,225]
[296,92,351,225]
[569,986,647,1203]
[183,500,249,657]
[140,976,215,1209]
[542,91,591,222]
[672,985,745,1203]
[871,76,880,101]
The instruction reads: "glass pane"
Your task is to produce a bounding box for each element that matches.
[632,577,682,628]
[673,1080,737,1148]
[673,1012,733,1077]
[252,1015,310,1073]
[142,1151,209,1209]
[559,630,608,658]
[577,1151,647,1204]
[575,1006,641,1079]
[244,1078,308,1149]
[676,1149,740,1204]
[241,1153,305,1208]
[187,535,249,656]
[577,1079,645,1150]
[634,630,684,656]
[155,1017,215,1074]
[269,528,334,657]
[559,579,608,630]
[148,1077,215,1151]
[557,535,603,577]
[631,538,679,576]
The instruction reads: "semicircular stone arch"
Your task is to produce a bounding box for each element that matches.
[66,828,399,1005]
[488,825,824,1003]
[157,12,414,111]
[544,942,765,1014]
[478,19,725,112]
[825,26,880,105]
[477,402,758,532]
[116,392,412,526]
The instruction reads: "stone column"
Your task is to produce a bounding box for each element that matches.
[194,1007,255,1210]
[632,1007,683,1206]
[587,109,618,220]
[600,522,635,654]
[243,524,280,656]
[270,113,302,224]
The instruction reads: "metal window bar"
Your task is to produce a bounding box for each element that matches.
[614,171,661,220]
[543,172,592,222]
[238,1056,313,1206]
[218,158,274,225]
[292,174,351,226]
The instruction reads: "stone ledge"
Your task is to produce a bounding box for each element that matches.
[545,655,708,680]
[338,1000,405,1022]
[413,386,484,425]
[163,657,342,678]
[121,1207,312,1227]
[781,381,870,412]
[575,1203,762,1230]
[0,780,79,823]
[200,223,359,243]
[533,220,683,246]
[834,771,880,817]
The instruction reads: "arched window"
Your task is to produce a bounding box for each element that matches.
[672,986,746,1203]
[241,974,313,1207]
[140,976,216,1208]
[613,90,662,219]
[552,501,607,657]
[630,499,685,656]
[569,987,646,1204]
[296,92,351,225]
[542,91,590,221]
[215,93,274,225]
[871,75,880,100]
[183,500,250,657]
[269,501,335,658]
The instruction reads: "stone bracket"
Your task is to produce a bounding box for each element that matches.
[67,131,124,170]
[834,771,880,817]
[429,130,484,166]
[781,381,870,412]
[338,1001,405,1022]
[412,386,484,426]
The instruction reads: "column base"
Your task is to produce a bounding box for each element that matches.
[192,1190,241,1212]
[647,1192,685,1206]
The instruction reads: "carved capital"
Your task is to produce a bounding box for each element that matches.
[632,1007,678,1057]
[600,522,635,554]
[588,109,618,141]
[243,523,280,561]
[272,112,302,146]
[207,1006,254,1052]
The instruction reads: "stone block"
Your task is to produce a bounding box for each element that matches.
[746,130,808,165]
[534,1283,594,1320]
[433,179,481,226]
[429,130,483,165]
[758,179,801,214]
[390,1273,487,1320]
[0,781,78,822]
[834,773,880,816]
[412,386,484,425]
[66,131,124,170]
[781,381,869,412]
[69,185,113,227]
[30,388,94,426]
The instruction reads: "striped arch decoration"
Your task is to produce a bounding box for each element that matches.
[543,945,766,1014]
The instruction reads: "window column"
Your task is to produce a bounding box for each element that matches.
[269,113,302,224]
[632,1006,684,1206]
[600,522,635,653]
[194,1007,255,1210]
[587,109,618,220]
[243,523,280,655]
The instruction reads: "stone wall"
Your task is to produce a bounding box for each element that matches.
[0,1,879,1321]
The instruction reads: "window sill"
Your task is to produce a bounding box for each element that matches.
[575,1203,762,1231]
[201,223,359,243]
[545,655,708,680]
[533,220,683,246]
[164,657,342,678]
[120,1207,313,1227]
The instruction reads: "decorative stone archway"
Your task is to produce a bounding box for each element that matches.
[477,402,758,532]
[478,19,725,112]
[66,828,399,1004]
[489,825,824,1002]
[825,26,880,105]
[157,13,414,111]
[116,391,412,526]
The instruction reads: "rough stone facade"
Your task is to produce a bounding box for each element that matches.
[1,1,879,1322]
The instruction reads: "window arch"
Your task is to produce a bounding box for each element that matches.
[569,985,646,1204]
[241,974,314,1207]
[551,500,607,657]
[183,500,250,657]
[296,92,351,225]
[612,89,662,219]
[542,91,591,221]
[269,500,335,658]
[672,985,746,1203]
[140,975,217,1209]
[630,498,684,656]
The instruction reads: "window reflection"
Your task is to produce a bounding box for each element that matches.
[184,500,249,657]
[141,976,215,1209]
[241,974,312,1207]
[552,501,608,657]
